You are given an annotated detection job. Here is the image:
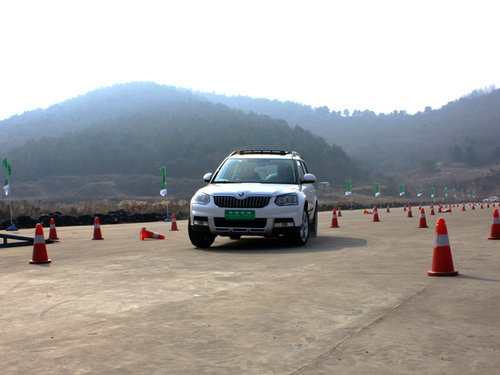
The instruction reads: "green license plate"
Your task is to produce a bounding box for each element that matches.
[225,210,255,220]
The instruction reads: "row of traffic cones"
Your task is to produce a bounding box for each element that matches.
[329,207,500,276]
[30,214,181,264]
[44,213,180,241]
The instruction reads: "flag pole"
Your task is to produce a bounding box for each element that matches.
[160,166,170,222]
[6,182,18,230]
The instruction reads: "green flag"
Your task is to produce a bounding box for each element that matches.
[3,158,11,196]
[399,183,405,196]
[374,183,380,197]
[417,185,422,197]
[430,187,435,198]
[444,187,448,197]
[452,188,456,198]
[3,158,12,177]
[160,167,167,197]
[472,190,476,199]
[345,179,351,196]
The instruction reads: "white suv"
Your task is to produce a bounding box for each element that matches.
[189,150,318,248]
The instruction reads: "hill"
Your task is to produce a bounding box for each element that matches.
[0,83,363,203]
[197,87,500,174]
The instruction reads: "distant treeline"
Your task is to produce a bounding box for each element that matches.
[198,86,500,173]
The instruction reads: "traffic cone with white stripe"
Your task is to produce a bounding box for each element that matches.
[488,208,500,240]
[170,213,179,231]
[330,209,339,228]
[48,218,59,240]
[337,207,342,217]
[386,204,390,213]
[430,204,435,215]
[428,218,458,276]
[30,224,51,264]
[472,204,475,210]
[92,217,104,240]
[140,227,165,240]
[373,206,380,222]
[462,203,465,211]
[438,204,443,213]
[403,204,407,212]
[407,205,413,218]
[418,208,428,228]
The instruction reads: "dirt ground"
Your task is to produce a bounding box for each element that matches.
[1,205,499,374]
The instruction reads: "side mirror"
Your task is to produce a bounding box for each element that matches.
[203,173,213,182]
[301,173,316,184]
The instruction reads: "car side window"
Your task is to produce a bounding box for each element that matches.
[296,160,306,179]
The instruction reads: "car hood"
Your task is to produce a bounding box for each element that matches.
[198,183,300,197]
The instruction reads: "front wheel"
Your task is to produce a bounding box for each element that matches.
[310,203,318,238]
[188,220,216,248]
[288,208,310,246]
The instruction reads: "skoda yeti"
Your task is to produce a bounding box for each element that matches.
[189,150,318,248]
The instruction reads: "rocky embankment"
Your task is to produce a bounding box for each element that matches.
[0,209,188,230]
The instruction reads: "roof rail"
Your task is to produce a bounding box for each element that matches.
[231,150,292,156]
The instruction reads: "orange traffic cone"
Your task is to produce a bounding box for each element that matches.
[373,206,380,222]
[140,227,165,240]
[430,204,435,215]
[386,204,390,213]
[92,217,104,240]
[48,218,59,240]
[488,208,500,240]
[481,203,484,209]
[330,209,339,228]
[337,207,342,217]
[472,204,475,210]
[487,202,490,208]
[170,213,179,231]
[403,204,407,212]
[428,218,458,276]
[30,224,51,264]
[418,208,428,228]
[438,204,442,213]
[462,203,465,211]
[407,205,413,218]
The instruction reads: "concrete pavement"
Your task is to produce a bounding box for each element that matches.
[1,206,499,374]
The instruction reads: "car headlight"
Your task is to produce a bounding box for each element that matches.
[275,193,299,206]
[193,192,210,205]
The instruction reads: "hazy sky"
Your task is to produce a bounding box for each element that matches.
[1,0,499,120]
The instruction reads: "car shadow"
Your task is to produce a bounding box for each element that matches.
[197,235,367,254]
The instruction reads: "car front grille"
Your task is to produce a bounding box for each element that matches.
[213,195,271,208]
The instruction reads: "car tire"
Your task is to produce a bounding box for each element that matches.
[288,207,310,246]
[188,220,216,248]
[310,203,318,238]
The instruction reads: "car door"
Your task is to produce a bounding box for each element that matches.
[296,160,316,216]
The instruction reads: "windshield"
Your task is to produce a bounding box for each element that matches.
[213,158,297,184]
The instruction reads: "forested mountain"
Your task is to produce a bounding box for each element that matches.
[2,81,498,202]
[198,87,500,173]
[0,83,362,201]
[0,83,199,151]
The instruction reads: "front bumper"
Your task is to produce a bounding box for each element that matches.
[190,203,302,236]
